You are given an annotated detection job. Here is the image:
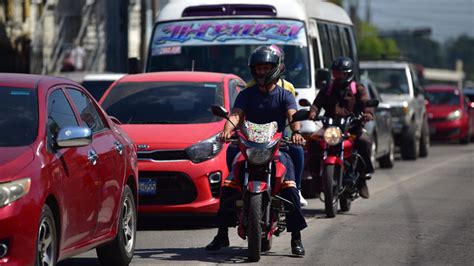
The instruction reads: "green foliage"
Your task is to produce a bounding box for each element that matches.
[446,35,474,81]
[357,22,400,59]
[327,0,343,6]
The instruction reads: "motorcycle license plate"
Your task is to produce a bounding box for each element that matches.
[139,179,156,195]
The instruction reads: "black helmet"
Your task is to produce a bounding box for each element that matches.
[331,56,354,85]
[248,45,283,86]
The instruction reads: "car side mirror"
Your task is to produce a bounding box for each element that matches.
[315,68,330,90]
[211,105,229,118]
[366,99,379,108]
[292,110,310,122]
[56,126,92,148]
[127,57,141,74]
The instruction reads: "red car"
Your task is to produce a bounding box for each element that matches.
[0,73,138,265]
[100,71,245,215]
[425,84,473,144]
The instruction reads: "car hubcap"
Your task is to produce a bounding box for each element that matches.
[38,219,54,266]
[122,196,135,253]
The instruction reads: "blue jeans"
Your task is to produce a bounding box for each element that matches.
[226,143,304,189]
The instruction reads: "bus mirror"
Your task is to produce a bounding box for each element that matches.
[127,57,141,74]
[315,68,330,90]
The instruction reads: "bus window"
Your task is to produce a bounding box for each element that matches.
[329,24,343,58]
[311,37,321,70]
[340,26,350,57]
[317,23,332,68]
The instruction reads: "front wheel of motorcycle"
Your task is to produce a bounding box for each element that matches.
[324,165,339,218]
[247,193,263,262]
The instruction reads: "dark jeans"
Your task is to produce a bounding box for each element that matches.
[226,143,304,189]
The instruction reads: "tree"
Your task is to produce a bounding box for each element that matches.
[357,22,400,59]
[446,35,474,81]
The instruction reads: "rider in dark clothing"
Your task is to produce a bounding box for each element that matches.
[205,45,307,256]
[308,57,374,199]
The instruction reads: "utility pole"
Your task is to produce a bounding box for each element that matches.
[106,0,129,72]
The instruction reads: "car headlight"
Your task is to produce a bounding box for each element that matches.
[0,178,31,208]
[186,133,223,163]
[324,126,342,146]
[447,110,461,121]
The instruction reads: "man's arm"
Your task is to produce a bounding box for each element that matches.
[221,108,244,141]
[357,84,374,121]
[286,109,305,145]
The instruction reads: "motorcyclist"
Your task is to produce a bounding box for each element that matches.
[206,45,307,256]
[226,44,308,206]
[308,56,374,199]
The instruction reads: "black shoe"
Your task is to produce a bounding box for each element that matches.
[205,234,229,251]
[365,173,373,180]
[359,179,370,199]
[291,239,305,256]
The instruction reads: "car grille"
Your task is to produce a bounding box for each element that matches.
[139,171,197,205]
[429,117,448,123]
[138,150,188,161]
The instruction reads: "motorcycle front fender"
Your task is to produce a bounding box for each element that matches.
[246,181,269,193]
[324,155,343,166]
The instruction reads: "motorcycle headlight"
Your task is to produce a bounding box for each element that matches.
[186,133,223,163]
[447,109,461,121]
[245,140,278,165]
[324,126,342,146]
[0,178,31,208]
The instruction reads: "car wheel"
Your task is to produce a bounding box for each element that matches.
[401,126,418,160]
[379,136,395,168]
[96,185,137,266]
[419,119,430,157]
[36,205,58,266]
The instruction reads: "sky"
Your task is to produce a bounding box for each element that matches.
[346,0,474,44]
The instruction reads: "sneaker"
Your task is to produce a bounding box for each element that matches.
[299,190,308,207]
[358,179,370,199]
[205,234,230,251]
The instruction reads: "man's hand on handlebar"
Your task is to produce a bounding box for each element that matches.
[220,130,234,143]
[291,131,306,146]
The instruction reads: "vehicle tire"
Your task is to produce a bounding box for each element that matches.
[460,124,471,144]
[379,136,395,168]
[97,185,137,266]
[324,165,338,218]
[247,193,262,262]
[339,194,352,212]
[401,126,418,160]
[261,235,272,252]
[419,119,430,157]
[36,205,58,266]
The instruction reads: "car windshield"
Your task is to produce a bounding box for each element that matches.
[0,87,38,146]
[361,68,409,95]
[101,82,224,124]
[81,80,116,101]
[148,19,310,88]
[426,91,460,105]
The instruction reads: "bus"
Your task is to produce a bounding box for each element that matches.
[145,0,357,133]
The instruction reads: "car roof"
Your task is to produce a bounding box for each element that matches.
[360,60,410,69]
[117,71,237,83]
[425,84,459,92]
[0,73,74,89]
[463,87,474,94]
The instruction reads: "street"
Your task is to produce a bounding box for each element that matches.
[59,142,474,265]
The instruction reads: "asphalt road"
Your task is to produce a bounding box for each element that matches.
[59,142,474,265]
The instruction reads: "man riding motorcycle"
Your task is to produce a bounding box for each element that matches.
[206,45,307,256]
[226,44,308,206]
[308,56,374,199]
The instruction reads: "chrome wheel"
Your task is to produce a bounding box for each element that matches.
[122,195,136,253]
[37,207,56,266]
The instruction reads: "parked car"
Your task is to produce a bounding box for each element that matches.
[81,73,126,101]
[361,78,395,168]
[425,84,473,144]
[0,73,138,266]
[100,71,245,215]
[360,60,430,160]
[463,87,474,108]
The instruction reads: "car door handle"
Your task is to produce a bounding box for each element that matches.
[88,150,99,165]
[114,141,123,155]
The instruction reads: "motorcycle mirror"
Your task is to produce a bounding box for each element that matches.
[298,99,311,107]
[292,110,310,123]
[366,99,379,108]
[211,105,229,118]
[315,68,331,90]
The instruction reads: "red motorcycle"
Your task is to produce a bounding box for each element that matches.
[211,105,305,262]
[303,99,378,218]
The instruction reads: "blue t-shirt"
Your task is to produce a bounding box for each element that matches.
[233,84,297,132]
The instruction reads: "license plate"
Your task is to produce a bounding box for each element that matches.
[139,179,156,195]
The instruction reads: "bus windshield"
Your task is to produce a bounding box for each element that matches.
[148,19,310,88]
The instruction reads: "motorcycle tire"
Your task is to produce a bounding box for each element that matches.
[324,165,338,218]
[247,193,263,262]
[340,193,352,212]
[261,236,272,252]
